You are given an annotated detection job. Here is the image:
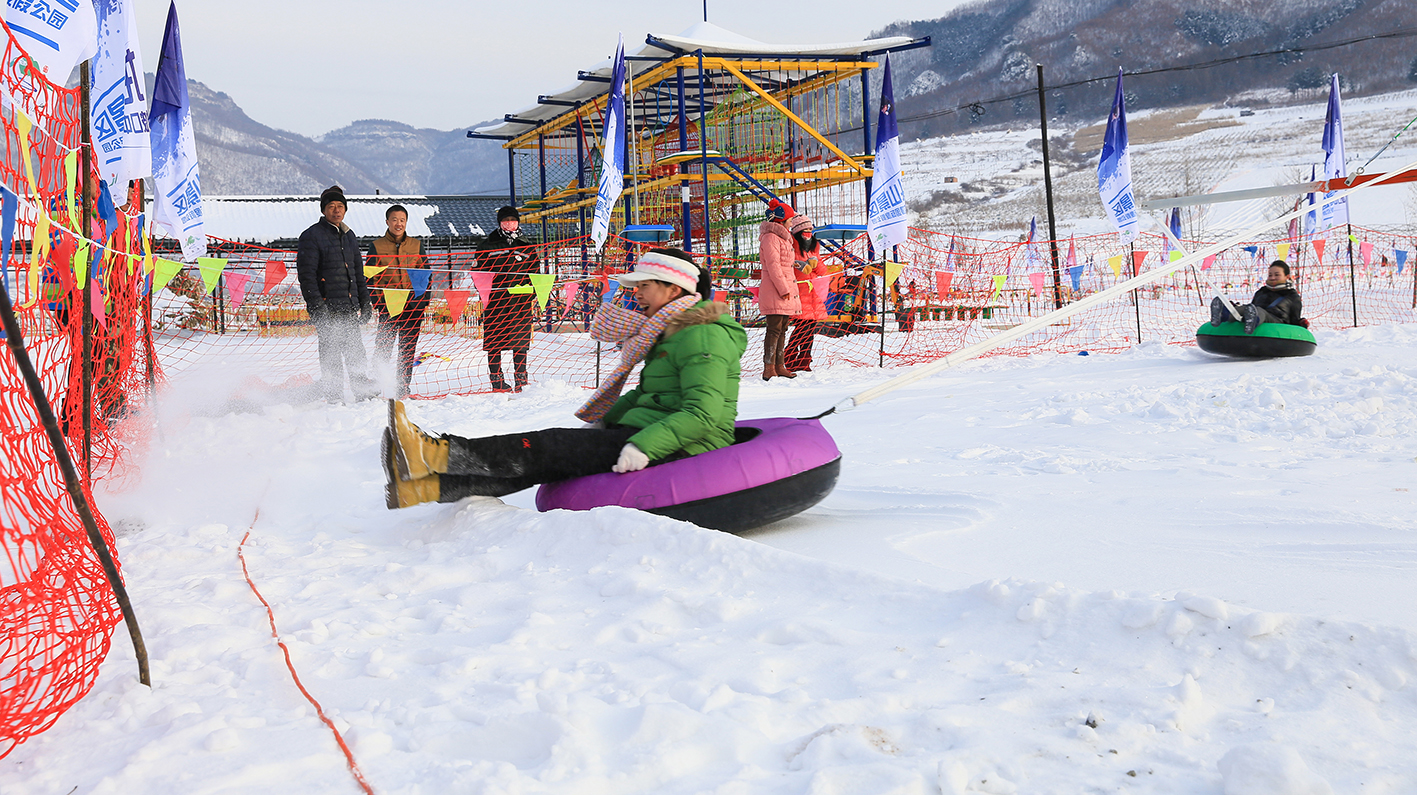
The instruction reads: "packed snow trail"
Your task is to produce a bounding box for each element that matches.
[2,325,1416,793]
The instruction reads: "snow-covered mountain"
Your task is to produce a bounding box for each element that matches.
[165,76,507,196]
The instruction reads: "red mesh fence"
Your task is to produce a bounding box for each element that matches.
[0,24,144,758]
[147,225,1417,402]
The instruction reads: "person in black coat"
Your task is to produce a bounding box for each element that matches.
[297,185,377,401]
[476,206,538,391]
[1210,260,1303,334]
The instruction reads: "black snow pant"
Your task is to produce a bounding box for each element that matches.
[315,311,373,400]
[375,306,425,394]
[438,426,639,501]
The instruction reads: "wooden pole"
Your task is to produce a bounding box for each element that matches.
[0,275,150,686]
[79,61,93,483]
[1035,64,1063,310]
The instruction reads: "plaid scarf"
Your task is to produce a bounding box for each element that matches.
[576,294,701,423]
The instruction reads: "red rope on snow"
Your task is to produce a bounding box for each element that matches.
[238,526,377,795]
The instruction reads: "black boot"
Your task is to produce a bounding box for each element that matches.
[488,356,510,392]
[512,349,529,392]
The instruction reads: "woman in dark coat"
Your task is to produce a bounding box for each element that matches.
[476,206,538,391]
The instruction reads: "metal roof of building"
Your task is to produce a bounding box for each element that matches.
[152,194,509,245]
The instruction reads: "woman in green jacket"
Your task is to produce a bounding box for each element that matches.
[383,248,747,509]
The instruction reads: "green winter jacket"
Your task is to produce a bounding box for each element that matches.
[603,300,746,460]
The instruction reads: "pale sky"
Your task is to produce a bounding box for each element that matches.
[129,0,975,139]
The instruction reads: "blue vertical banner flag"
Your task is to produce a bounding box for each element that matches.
[1166,207,1182,260]
[1024,216,1038,269]
[1320,73,1348,233]
[91,0,151,191]
[1097,69,1138,241]
[590,34,626,252]
[3,0,97,82]
[867,55,907,253]
[149,1,205,261]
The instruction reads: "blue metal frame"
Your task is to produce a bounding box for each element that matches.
[676,66,692,253]
[697,49,712,262]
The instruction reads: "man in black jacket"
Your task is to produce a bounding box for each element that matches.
[297,185,377,401]
[1210,260,1303,334]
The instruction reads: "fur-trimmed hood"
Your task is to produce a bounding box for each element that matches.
[759,218,792,243]
[664,300,731,338]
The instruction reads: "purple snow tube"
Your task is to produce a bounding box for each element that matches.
[535,417,841,534]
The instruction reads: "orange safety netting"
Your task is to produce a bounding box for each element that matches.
[0,24,147,757]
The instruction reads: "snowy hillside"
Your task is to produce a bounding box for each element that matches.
[903,86,1417,240]
[4,322,1416,793]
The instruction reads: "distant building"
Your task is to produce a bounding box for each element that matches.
[146,194,509,250]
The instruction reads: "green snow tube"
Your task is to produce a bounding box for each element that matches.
[1195,322,1316,358]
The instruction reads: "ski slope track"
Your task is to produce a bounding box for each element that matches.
[4,318,1417,793]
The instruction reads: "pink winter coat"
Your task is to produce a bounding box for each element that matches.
[792,254,831,321]
[757,220,800,316]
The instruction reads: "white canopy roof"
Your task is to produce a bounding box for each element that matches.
[473,22,922,139]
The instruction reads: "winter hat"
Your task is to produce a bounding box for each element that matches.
[788,214,814,235]
[765,199,795,222]
[319,185,347,211]
[497,205,520,223]
[616,250,700,294]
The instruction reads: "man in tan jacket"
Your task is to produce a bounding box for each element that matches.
[366,205,429,397]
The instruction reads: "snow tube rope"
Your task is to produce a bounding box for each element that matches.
[536,418,841,534]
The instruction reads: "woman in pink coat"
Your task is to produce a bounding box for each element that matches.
[784,214,832,372]
[757,200,801,379]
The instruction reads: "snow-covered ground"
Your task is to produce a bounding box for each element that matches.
[5,322,1417,793]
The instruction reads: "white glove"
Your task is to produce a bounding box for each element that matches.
[581,420,605,429]
[612,443,649,473]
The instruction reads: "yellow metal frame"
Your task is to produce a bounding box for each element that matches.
[509,52,881,227]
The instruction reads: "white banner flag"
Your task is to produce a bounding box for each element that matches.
[590,34,626,251]
[1097,69,1139,242]
[1320,73,1348,233]
[90,0,149,190]
[150,1,204,261]
[867,55,907,253]
[4,0,97,82]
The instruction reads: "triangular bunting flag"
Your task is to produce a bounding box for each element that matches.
[197,257,227,294]
[363,263,388,278]
[1313,238,1326,264]
[408,268,431,298]
[562,282,579,310]
[263,260,286,293]
[383,288,410,318]
[1068,264,1084,291]
[883,260,904,289]
[1276,242,1290,262]
[988,274,1007,304]
[529,272,555,309]
[935,271,954,301]
[1028,271,1045,297]
[90,279,106,328]
[1201,254,1216,271]
[1396,249,1408,274]
[809,275,830,298]
[226,271,252,306]
[1168,250,1183,262]
[153,258,184,294]
[1107,255,1123,277]
[444,289,470,321]
[64,151,79,229]
[470,271,494,302]
[1359,240,1373,267]
[1132,250,1148,272]
[74,242,90,287]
